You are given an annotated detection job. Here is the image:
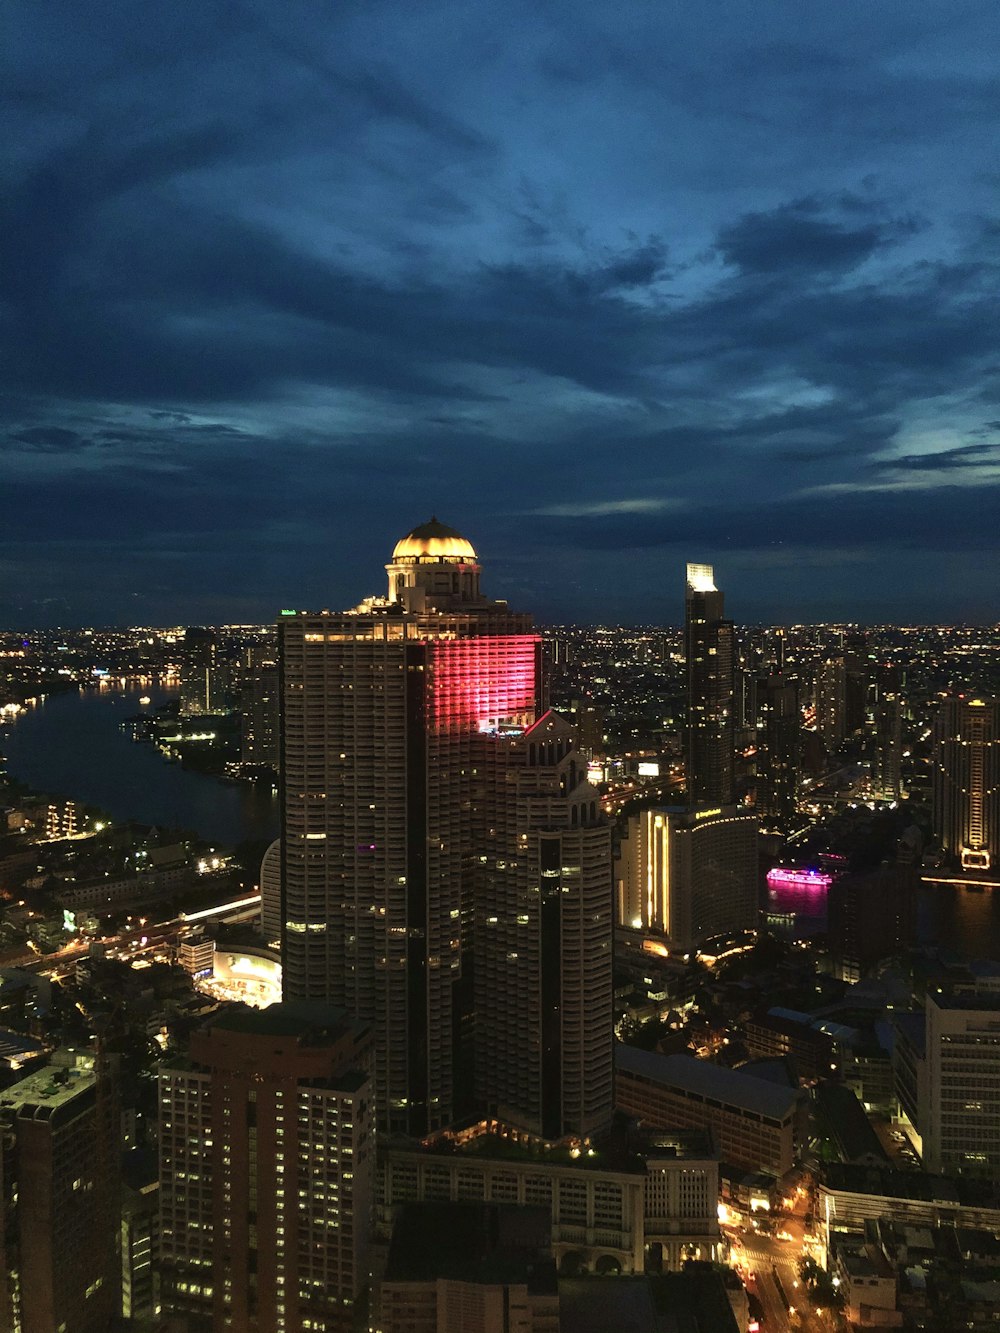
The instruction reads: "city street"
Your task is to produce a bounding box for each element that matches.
[726,1188,833,1333]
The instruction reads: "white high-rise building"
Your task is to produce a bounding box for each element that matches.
[894,986,1000,1178]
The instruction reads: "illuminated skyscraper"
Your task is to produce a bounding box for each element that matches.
[278,520,543,1135]
[615,805,758,950]
[872,696,903,802]
[240,660,279,768]
[158,1004,373,1331]
[815,655,846,750]
[476,711,613,1140]
[179,626,220,716]
[932,696,1000,871]
[684,564,734,805]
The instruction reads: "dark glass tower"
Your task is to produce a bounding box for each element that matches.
[756,672,800,833]
[684,563,735,805]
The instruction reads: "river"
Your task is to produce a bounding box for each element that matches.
[0,684,278,848]
[2,686,997,957]
[767,871,1000,961]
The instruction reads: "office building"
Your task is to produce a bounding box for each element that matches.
[932,696,1000,871]
[376,1202,559,1333]
[180,626,221,716]
[158,1002,373,1332]
[684,563,734,805]
[893,987,1000,1178]
[754,672,799,833]
[379,1129,719,1277]
[380,1137,646,1277]
[121,1148,158,1325]
[614,805,758,951]
[872,696,903,801]
[240,660,280,768]
[816,655,847,750]
[615,1045,808,1176]
[259,837,282,945]
[828,858,917,983]
[476,709,613,1141]
[0,1050,120,1333]
[278,520,542,1134]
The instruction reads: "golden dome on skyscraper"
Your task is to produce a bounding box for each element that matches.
[392,518,478,563]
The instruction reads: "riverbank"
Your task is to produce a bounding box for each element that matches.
[1,684,278,847]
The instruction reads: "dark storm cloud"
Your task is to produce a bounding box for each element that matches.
[2,0,999,623]
[876,442,1000,472]
[7,426,90,453]
[542,481,1000,555]
[716,197,920,275]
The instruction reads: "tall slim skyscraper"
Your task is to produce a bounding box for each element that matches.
[755,672,800,833]
[815,655,846,750]
[476,710,613,1141]
[240,660,280,768]
[684,563,735,805]
[179,626,220,716]
[932,696,1000,871]
[872,696,903,802]
[278,520,543,1135]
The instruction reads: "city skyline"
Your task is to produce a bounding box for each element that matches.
[4,1,1000,628]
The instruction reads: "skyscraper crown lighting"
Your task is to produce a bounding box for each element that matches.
[391,517,478,563]
[686,562,718,593]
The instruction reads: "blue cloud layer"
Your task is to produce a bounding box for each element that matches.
[2,0,999,625]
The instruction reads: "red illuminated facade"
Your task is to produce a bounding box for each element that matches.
[279,521,543,1135]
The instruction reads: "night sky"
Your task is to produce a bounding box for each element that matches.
[4,1,999,628]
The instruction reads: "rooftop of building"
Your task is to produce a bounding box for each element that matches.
[0,1052,95,1115]
[208,999,359,1042]
[928,989,1000,1013]
[385,1201,556,1292]
[560,1268,740,1333]
[959,1279,1000,1303]
[391,517,478,563]
[821,1162,1000,1210]
[392,1126,648,1175]
[615,1044,805,1121]
[815,1083,889,1165]
[641,1128,719,1162]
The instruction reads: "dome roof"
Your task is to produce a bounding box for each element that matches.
[391,517,477,562]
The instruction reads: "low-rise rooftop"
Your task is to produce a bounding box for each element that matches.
[616,1044,804,1122]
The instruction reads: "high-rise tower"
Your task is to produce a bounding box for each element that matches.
[872,696,903,802]
[476,710,613,1141]
[179,626,220,716]
[158,1004,373,1331]
[684,563,734,805]
[755,672,800,833]
[932,696,1000,871]
[278,520,543,1135]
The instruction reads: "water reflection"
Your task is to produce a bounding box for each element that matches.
[1,684,277,848]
